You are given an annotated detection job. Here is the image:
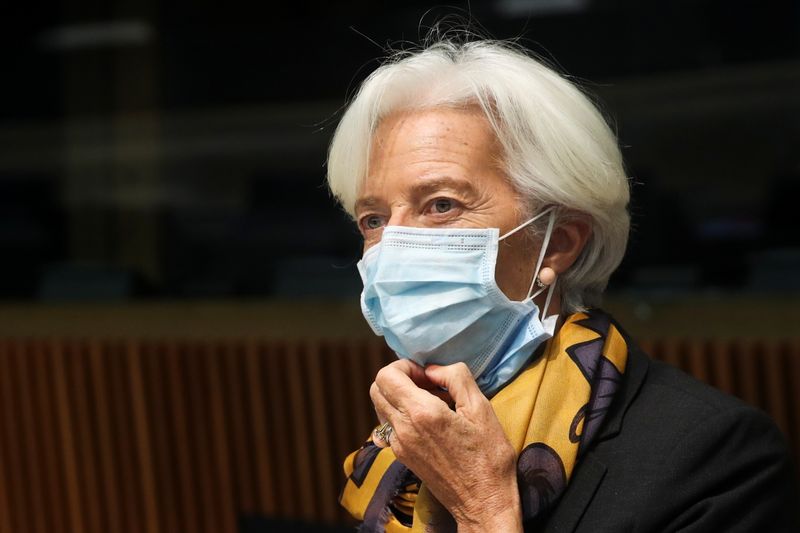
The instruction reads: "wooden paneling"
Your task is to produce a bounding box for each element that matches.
[0,337,796,531]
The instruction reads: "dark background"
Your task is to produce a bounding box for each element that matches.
[0,5,798,532]
[1,0,799,303]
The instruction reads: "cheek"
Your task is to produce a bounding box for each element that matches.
[361,229,385,254]
[495,242,531,301]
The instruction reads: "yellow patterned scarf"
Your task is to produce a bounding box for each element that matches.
[340,310,628,532]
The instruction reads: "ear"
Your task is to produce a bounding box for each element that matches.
[545,216,592,275]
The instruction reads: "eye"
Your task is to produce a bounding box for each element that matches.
[433,198,454,213]
[360,214,385,232]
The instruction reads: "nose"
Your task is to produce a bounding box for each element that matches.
[385,204,422,228]
[361,206,417,254]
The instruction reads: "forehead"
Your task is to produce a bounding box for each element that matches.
[363,107,503,193]
[370,106,498,159]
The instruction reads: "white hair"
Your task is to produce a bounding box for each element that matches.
[327,39,630,313]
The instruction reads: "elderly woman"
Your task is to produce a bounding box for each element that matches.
[326,39,797,532]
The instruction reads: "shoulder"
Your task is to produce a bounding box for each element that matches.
[576,344,800,532]
[633,353,766,438]
[623,354,792,486]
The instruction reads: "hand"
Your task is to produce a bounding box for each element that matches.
[370,360,523,532]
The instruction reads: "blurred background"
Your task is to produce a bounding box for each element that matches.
[2,0,799,310]
[0,1,798,532]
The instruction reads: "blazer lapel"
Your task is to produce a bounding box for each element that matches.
[596,336,650,443]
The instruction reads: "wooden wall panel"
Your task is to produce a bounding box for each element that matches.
[0,340,21,533]
[0,337,795,532]
[51,342,84,533]
[15,341,49,533]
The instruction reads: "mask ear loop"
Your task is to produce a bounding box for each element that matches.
[499,207,557,320]
[498,206,554,241]
[525,209,556,299]
[541,277,557,321]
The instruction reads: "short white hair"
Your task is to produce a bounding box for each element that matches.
[327,39,630,313]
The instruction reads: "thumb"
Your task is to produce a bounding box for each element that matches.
[424,362,484,411]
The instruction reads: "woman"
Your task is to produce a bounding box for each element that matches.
[326,39,797,532]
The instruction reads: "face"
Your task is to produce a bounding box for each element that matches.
[354,107,543,302]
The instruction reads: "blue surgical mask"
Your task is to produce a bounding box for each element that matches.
[357,209,558,396]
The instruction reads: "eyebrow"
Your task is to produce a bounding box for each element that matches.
[410,175,479,200]
[354,196,383,215]
[354,175,479,214]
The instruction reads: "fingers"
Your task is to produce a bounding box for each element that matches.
[424,363,484,411]
[370,360,455,449]
[370,381,393,424]
[369,360,478,450]
[427,387,455,407]
[374,359,441,411]
[370,381,405,449]
[388,359,438,390]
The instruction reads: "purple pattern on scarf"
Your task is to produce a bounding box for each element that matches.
[566,312,624,457]
[577,353,623,456]
[351,443,382,488]
[517,443,567,519]
[361,461,412,533]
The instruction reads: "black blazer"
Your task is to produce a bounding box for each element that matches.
[529,336,800,532]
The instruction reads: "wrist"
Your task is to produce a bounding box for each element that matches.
[457,508,522,533]
[455,478,523,533]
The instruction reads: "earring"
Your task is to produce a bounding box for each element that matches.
[535,266,557,288]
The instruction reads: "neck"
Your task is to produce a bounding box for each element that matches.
[534,286,562,326]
